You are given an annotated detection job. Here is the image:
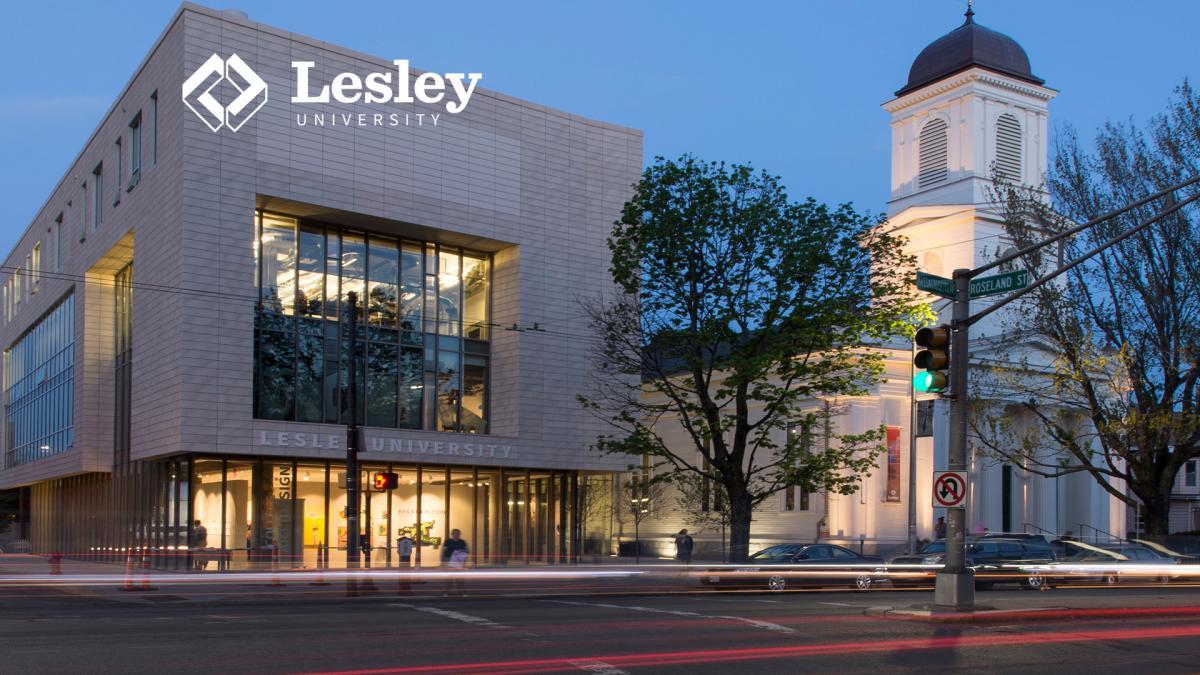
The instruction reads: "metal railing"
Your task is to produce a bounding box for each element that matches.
[1021,522,1058,538]
[1078,523,1124,545]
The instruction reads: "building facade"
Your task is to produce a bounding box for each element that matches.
[0,4,641,568]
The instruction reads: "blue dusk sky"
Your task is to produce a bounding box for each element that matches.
[1,0,1196,255]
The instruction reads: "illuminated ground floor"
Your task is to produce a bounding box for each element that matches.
[22,455,617,570]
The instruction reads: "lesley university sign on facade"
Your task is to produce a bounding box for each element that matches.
[183,52,483,132]
[255,431,515,459]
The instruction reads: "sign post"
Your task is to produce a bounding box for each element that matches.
[935,269,975,611]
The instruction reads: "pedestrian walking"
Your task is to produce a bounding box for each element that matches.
[396,530,415,593]
[441,528,469,596]
[674,529,694,564]
[934,517,946,540]
[191,519,208,570]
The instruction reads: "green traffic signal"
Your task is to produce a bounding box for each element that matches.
[913,324,951,393]
[913,371,948,393]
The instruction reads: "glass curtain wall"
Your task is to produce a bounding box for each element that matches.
[254,212,489,433]
[4,293,75,466]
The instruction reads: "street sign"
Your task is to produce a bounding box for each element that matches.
[915,271,955,299]
[932,470,967,508]
[969,269,1029,299]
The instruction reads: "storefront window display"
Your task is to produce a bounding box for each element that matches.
[296,463,327,568]
[169,456,580,571]
[419,466,448,567]
[225,460,255,568]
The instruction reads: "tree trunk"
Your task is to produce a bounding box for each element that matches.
[1139,489,1174,538]
[728,494,754,562]
[634,519,640,565]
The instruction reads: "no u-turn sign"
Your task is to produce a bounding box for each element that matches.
[932,471,967,508]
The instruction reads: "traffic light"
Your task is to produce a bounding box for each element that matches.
[913,325,951,393]
[373,472,399,491]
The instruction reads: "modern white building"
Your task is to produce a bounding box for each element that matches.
[0,3,641,568]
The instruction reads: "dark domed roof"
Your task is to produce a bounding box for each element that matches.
[896,8,1043,97]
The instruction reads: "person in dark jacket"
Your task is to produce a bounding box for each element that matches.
[441,529,469,596]
[674,529,695,564]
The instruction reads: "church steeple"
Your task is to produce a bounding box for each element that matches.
[883,8,1054,217]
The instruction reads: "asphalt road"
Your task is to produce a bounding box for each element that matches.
[3,584,1200,674]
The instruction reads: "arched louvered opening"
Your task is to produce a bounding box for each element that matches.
[923,251,944,276]
[995,113,1023,181]
[918,118,949,189]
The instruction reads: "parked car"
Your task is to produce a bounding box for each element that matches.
[887,540,945,588]
[701,543,885,592]
[1052,542,1179,585]
[1132,538,1200,565]
[888,536,1057,590]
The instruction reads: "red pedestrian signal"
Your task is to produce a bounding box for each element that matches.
[373,472,399,491]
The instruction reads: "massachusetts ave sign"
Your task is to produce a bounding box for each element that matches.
[915,271,955,299]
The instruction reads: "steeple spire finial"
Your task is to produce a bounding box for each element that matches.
[965,0,975,23]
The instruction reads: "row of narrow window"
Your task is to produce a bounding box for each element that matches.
[4,91,158,326]
[917,112,1023,188]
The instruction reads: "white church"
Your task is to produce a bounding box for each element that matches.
[626,7,1127,558]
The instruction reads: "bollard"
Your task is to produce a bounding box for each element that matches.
[310,544,329,586]
[268,547,285,587]
[139,550,157,591]
[48,553,63,575]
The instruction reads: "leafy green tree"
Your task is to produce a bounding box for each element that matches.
[973,82,1200,536]
[580,156,929,561]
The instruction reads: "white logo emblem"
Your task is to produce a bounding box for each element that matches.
[182,53,268,132]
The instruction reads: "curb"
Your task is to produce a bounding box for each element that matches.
[863,605,1164,623]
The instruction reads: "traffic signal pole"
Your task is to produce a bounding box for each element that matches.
[346,292,360,573]
[925,177,1198,612]
[934,269,974,610]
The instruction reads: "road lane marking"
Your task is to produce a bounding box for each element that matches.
[567,659,630,675]
[546,599,796,634]
[817,601,858,607]
[389,604,507,629]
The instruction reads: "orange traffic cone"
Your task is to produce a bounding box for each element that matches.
[139,550,157,591]
[120,552,138,592]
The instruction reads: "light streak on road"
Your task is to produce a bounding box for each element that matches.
[304,622,1200,674]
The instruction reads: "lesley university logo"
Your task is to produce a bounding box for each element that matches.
[182,53,268,132]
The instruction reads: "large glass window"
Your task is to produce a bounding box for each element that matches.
[225,460,254,568]
[171,458,569,571]
[253,212,490,432]
[4,293,75,466]
[114,264,133,466]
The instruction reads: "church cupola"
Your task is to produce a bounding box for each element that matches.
[883,6,1055,217]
